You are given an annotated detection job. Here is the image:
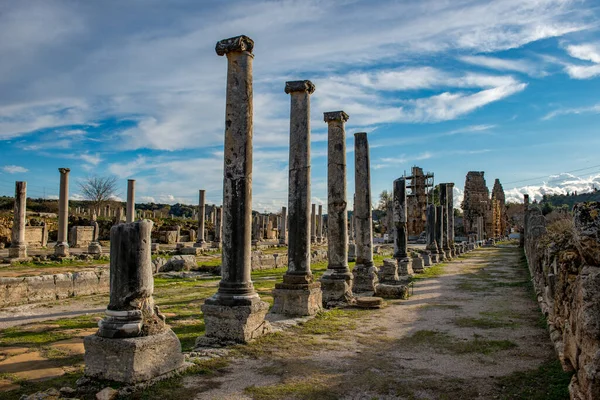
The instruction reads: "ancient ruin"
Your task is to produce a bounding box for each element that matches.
[320,110,354,306]
[84,220,184,383]
[491,178,508,237]
[199,35,271,344]
[54,168,70,257]
[352,132,378,293]
[406,166,434,237]
[271,79,322,316]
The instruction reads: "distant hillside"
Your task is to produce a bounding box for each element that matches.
[542,190,600,210]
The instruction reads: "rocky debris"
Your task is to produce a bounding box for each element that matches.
[159,255,197,272]
[19,388,61,400]
[95,387,118,400]
[152,257,168,273]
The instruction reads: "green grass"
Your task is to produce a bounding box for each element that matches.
[244,375,338,400]
[496,359,572,399]
[412,263,447,279]
[399,330,518,355]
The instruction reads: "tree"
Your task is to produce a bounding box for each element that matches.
[378,190,392,211]
[78,176,120,215]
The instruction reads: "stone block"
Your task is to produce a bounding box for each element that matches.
[356,296,385,309]
[411,257,424,273]
[375,283,409,299]
[162,255,197,272]
[352,264,379,293]
[320,272,354,307]
[199,301,271,344]
[271,283,322,317]
[25,275,57,303]
[54,273,74,299]
[0,277,27,307]
[73,271,101,296]
[398,259,414,276]
[84,330,185,384]
[180,247,201,256]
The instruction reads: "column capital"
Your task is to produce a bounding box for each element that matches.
[58,168,70,174]
[285,80,315,94]
[324,111,349,123]
[215,35,254,56]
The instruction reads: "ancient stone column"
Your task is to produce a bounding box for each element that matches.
[8,181,28,260]
[352,132,378,292]
[435,205,445,261]
[393,177,413,275]
[195,190,206,247]
[426,204,438,262]
[55,168,70,257]
[279,206,287,245]
[439,183,452,260]
[272,80,322,316]
[88,221,102,255]
[447,183,455,256]
[311,203,317,243]
[317,205,323,243]
[126,179,135,223]
[215,206,222,245]
[84,220,184,383]
[200,35,270,344]
[320,111,353,306]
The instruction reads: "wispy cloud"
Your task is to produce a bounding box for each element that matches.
[458,55,543,76]
[563,43,600,79]
[2,165,28,174]
[542,103,600,120]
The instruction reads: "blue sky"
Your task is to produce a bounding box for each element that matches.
[1,0,600,211]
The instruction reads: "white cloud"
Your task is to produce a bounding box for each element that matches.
[542,103,600,120]
[2,165,28,174]
[505,173,600,203]
[563,43,600,79]
[459,55,542,76]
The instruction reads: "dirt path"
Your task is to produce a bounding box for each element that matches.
[167,246,562,399]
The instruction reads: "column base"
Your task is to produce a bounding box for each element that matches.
[429,253,440,264]
[198,300,271,344]
[422,253,432,267]
[84,329,184,384]
[437,251,446,261]
[271,282,322,317]
[352,263,379,293]
[88,242,102,255]
[278,239,287,245]
[375,283,409,299]
[193,241,206,248]
[320,270,354,308]
[211,241,222,249]
[397,258,414,276]
[443,250,453,260]
[411,256,424,273]
[8,244,27,259]
[54,243,70,257]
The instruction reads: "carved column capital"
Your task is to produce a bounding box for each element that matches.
[324,111,349,123]
[285,80,316,94]
[215,35,254,56]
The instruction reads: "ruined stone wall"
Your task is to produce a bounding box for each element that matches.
[461,171,493,238]
[406,166,431,236]
[24,225,48,247]
[0,268,109,307]
[491,179,507,237]
[524,202,600,400]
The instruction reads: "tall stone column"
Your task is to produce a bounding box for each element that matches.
[200,35,271,344]
[126,179,135,223]
[447,183,455,256]
[194,190,206,247]
[84,220,184,383]
[8,181,28,260]
[279,206,287,245]
[426,204,438,263]
[435,205,445,261]
[55,168,70,257]
[439,183,452,260]
[311,203,317,243]
[393,177,413,275]
[214,206,223,246]
[352,132,378,292]
[320,111,353,306]
[317,205,323,243]
[272,80,322,316]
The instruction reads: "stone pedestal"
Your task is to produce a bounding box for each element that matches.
[352,264,379,293]
[398,258,414,276]
[422,252,432,267]
[411,254,424,273]
[8,244,27,260]
[375,259,409,299]
[84,330,184,384]
[88,242,102,255]
[320,272,354,305]
[430,252,439,264]
[199,301,271,344]
[271,282,322,317]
